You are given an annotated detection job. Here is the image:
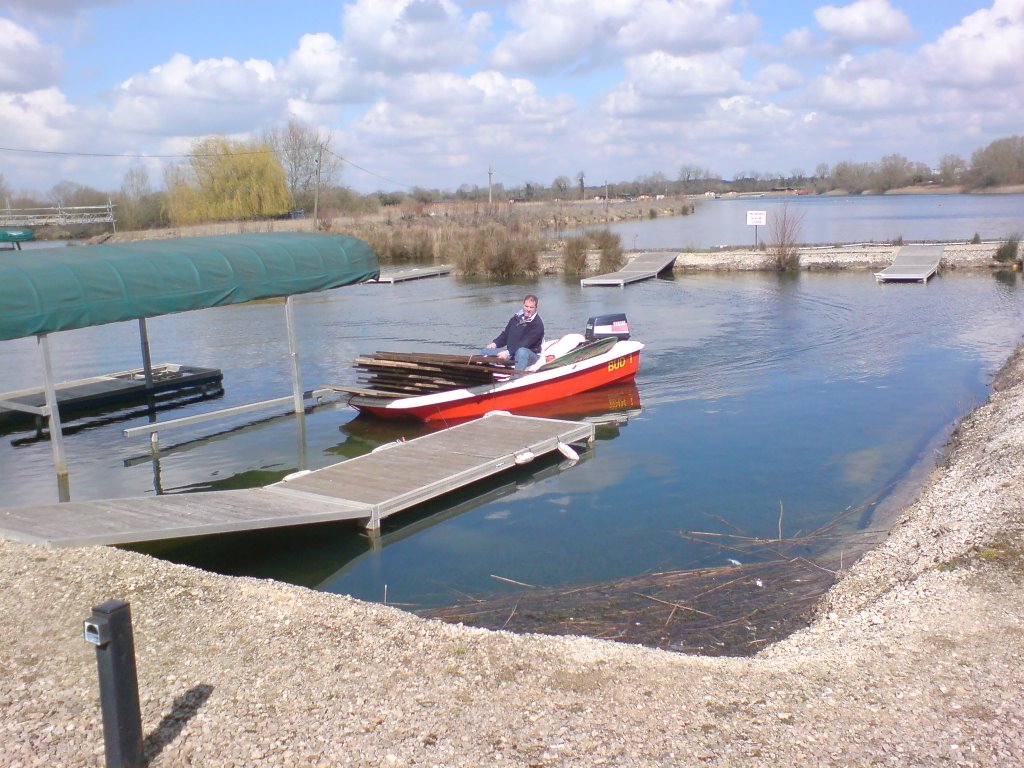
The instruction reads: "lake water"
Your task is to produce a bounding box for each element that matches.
[604,193,1024,249]
[3,269,1024,611]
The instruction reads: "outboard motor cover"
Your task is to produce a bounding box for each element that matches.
[585,313,630,341]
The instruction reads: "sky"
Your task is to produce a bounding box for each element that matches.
[0,0,1021,197]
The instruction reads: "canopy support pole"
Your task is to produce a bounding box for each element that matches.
[38,333,69,486]
[285,296,304,414]
[137,318,154,388]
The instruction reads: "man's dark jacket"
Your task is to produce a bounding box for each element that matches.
[492,312,544,355]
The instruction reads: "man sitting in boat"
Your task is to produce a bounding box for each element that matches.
[481,294,545,370]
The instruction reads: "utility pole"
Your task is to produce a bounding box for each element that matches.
[488,165,493,205]
[312,144,322,226]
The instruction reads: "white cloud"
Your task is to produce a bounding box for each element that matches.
[491,0,758,73]
[342,69,576,186]
[754,63,805,92]
[0,86,73,146]
[814,0,914,46]
[280,32,384,103]
[107,53,286,136]
[616,0,760,53]
[601,50,748,118]
[918,0,1024,87]
[0,0,125,17]
[0,17,61,91]
[339,0,490,73]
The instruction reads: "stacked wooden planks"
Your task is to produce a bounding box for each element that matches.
[346,351,516,397]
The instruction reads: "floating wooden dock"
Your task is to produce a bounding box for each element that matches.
[875,245,943,283]
[373,265,451,283]
[581,252,678,287]
[0,413,594,548]
[0,363,223,425]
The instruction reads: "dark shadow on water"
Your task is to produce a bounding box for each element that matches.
[125,451,593,589]
[143,684,213,764]
[3,388,224,443]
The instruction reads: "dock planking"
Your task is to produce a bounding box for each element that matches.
[372,265,451,283]
[580,252,678,287]
[0,413,594,548]
[875,244,943,283]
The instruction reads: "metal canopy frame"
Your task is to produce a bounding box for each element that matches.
[0,233,379,499]
[18,293,320,499]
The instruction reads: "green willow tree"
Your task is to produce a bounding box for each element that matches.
[166,136,292,225]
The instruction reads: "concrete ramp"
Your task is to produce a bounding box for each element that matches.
[875,245,943,283]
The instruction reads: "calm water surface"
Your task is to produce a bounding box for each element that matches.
[605,193,1024,249]
[3,271,1024,609]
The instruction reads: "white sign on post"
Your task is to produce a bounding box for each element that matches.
[747,210,767,247]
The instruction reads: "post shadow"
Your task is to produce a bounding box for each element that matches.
[142,684,214,764]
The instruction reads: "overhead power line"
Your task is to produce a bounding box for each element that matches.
[1,144,415,191]
[324,148,412,191]
[0,145,273,159]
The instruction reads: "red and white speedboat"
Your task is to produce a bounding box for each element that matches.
[343,314,643,422]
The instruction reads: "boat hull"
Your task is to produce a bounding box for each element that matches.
[349,342,642,422]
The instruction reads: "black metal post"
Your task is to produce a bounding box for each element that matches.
[84,600,144,768]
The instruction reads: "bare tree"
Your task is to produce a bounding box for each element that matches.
[769,201,806,271]
[938,154,967,185]
[117,165,154,231]
[967,135,1024,189]
[263,119,340,211]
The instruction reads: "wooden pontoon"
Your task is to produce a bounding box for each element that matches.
[0,363,223,426]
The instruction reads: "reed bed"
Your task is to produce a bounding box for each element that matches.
[420,509,886,656]
[336,200,672,278]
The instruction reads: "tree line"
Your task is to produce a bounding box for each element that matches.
[1,129,1022,235]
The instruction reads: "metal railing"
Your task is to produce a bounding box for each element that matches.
[1,201,117,227]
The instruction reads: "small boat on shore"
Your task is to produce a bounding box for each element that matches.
[339,314,643,422]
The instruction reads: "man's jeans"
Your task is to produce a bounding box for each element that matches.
[479,347,539,371]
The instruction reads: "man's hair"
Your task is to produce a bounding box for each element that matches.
[524,294,538,305]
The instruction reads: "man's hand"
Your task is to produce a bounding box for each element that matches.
[497,350,509,360]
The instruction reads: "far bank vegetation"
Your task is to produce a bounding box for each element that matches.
[8,127,1024,277]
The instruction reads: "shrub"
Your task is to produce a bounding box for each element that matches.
[563,237,588,275]
[590,230,625,273]
[970,232,982,244]
[768,201,805,271]
[648,208,658,219]
[995,234,1021,263]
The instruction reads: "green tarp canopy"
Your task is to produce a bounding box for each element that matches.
[0,232,379,341]
[0,228,35,243]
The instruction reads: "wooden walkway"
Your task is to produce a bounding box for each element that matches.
[875,245,943,283]
[0,413,594,548]
[373,265,451,283]
[580,252,678,287]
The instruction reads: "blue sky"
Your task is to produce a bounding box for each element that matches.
[0,0,1020,197]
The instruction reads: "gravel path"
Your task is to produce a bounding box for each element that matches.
[3,256,1023,767]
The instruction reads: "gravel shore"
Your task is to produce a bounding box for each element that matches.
[3,251,1023,766]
